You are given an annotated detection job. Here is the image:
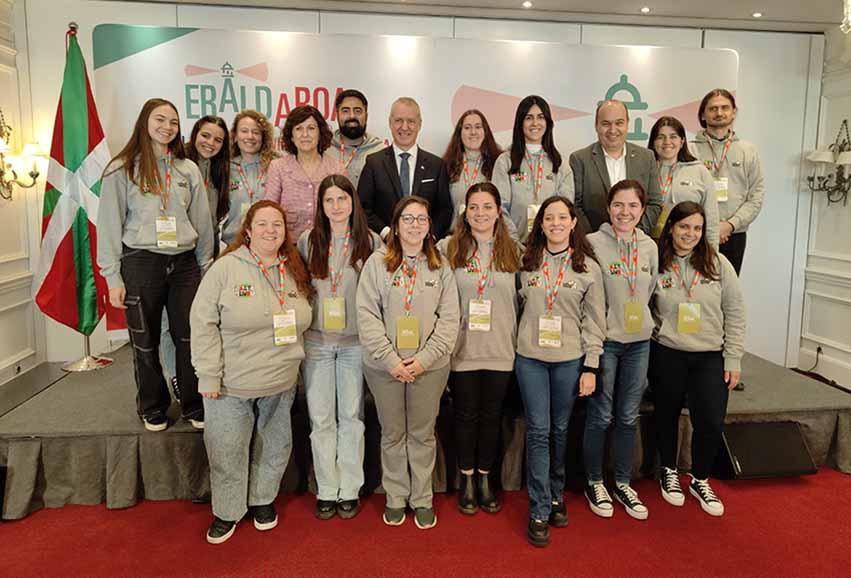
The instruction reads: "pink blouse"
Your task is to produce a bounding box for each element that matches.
[263,152,345,241]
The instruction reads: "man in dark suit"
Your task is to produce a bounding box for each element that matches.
[358,97,452,238]
[570,100,662,234]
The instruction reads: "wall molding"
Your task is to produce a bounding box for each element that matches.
[805,267,851,288]
[808,249,851,264]
[802,289,851,353]
[0,295,31,315]
[0,270,32,294]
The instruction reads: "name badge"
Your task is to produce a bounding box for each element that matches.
[624,301,644,334]
[527,204,541,233]
[714,177,729,203]
[273,309,298,346]
[323,297,346,330]
[155,215,177,249]
[538,314,562,348]
[468,299,492,332]
[653,205,672,239]
[241,202,252,217]
[396,315,420,349]
[677,303,701,334]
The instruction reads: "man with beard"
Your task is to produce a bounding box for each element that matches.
[570,100,662,234]
[691,89,764,277]
[331,89,387,189]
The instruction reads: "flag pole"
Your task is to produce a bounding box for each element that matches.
[62,335,113,372]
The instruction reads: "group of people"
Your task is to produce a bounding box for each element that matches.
[96,86,761,547]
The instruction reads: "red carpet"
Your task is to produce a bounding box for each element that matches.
[2,468,850,578]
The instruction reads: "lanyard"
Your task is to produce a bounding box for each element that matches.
[524,151,544,202]
[657,162,677,201]
[462,157,482,190]
[471,247,492,300]
[707,136,732,176]
[248,248,287,308]
[327,230,351,296]
[542,249,572,313]
[618,230,639,298]
[236,162,266,203]
[671,262,701,301]
[340,143,357,169]
[401,258,418,315]
[147,153,173,212]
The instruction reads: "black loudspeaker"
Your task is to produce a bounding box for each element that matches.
[714,421,817,479]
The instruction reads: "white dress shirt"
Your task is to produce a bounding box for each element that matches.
[393,143,418,195]
[603,144,627,186]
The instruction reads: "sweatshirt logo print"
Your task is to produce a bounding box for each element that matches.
[392,275,404,288]
[527,275,541,288]
[465,259,480,274]
[609,262,622,276]
[235,283,255,297]
[659,277,674,290]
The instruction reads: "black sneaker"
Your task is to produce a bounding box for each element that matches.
[689,476,725,516]
[383,506,406,526]
[337,499,361,519]
[660,467,685,507]
[171,376,182,402]
[527,518,550,548]
[250,503,278,530]
[548,501,568,527]
[414,507,437,530]
[584,482,614,518]
[142,414,168,432]
[206,517,236,544]
[315,499,337,520]
[613,483,649,520]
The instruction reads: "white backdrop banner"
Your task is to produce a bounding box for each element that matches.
[93,24,738,156]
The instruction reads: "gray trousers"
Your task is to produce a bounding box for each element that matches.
[203,388,296,522]
[364,363,450,509]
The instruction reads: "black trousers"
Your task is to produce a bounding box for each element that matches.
[650,341,728,479]
[450,369,511,471]
[720,231,746,276]
[121,247,202,420]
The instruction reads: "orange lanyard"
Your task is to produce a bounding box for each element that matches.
[471,247,492,300]
[340,143,357,169]
[248,249,287,308]
[707,137,732,176]
[401,259,418,315]
[524,151,544,202]
[327,230,351,296]
[462,157,482,190]
[671,263,700,301]
[236,162,266,203]
[657,162,678,201]
[542,249,572,313]
[618,231,639,298]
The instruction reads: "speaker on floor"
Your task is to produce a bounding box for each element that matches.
[713,421,817,479]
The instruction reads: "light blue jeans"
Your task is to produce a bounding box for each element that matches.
[302,340,366,501]
[203,388,296,522]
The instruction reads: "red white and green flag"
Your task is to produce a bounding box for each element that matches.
[34,27,119,337]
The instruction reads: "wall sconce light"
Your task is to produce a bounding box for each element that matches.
[806,119,851,206]
[0,107,43,201]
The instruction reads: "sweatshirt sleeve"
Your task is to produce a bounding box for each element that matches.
[414,263,461,370]
[492,154,512,214]
[356,255,403,372]
[728,146,765,232]
[190,259,226,394]
[262,159,283,205]
[580,262,607,368]
[640,159,663,235]
[698,165,721,249]
[719,255,747,372]
[296,230,311,262]
[187,165,214,272]
[556,160,575,202]
[96,165,129,290]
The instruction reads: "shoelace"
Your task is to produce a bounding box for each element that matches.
[693,478,719,502]
[590,483,611,504]
[618,484,642,505]
[664,469,683,494]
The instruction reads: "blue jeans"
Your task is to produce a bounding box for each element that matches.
[583,340,650,485]
[302,340,365,501]
[515,353,582,520]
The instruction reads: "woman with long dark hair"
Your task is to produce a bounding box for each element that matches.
[438,182,520,515]
[651,201,745,517]
[97,98,213,432]
[297,174,381,520]
[515,196,604,547]
[191,200,313,544]
[647,116,719,247]
[357,196,460,530]
[492,95,573,241]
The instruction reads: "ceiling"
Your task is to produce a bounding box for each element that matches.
[143,0,844,32]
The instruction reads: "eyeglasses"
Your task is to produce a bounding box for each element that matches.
[399,214,429,225]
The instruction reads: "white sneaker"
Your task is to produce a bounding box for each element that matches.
[689,475,725,516]
[584,482,614,518]
[660,467,685,507]
[613,483,649,520]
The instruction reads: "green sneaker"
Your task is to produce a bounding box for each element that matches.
[414,507,437,530]
[383,506,406,526]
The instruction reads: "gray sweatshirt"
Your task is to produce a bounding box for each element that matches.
[190,245,312,398]
[517,251,606,366]
[330,130,387,190]
[656,160,720,248]
[196,157,222,249]
[437,237,519,372]
[492,149,575,243]
[651,253,746,372]
[97,156,214,290]
[222,155,268,245]
[691,130,764,233]
[357,245,460,373]
[297,228,382,345]
[588,224,658,344]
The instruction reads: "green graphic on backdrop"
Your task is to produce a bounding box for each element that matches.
[599,74,649,141]
[93,24,197,69]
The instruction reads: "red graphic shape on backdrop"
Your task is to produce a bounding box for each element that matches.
[184,65,217,76]
[451,85,590,132]
[236,63,269,82]
[649,91,736,134]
